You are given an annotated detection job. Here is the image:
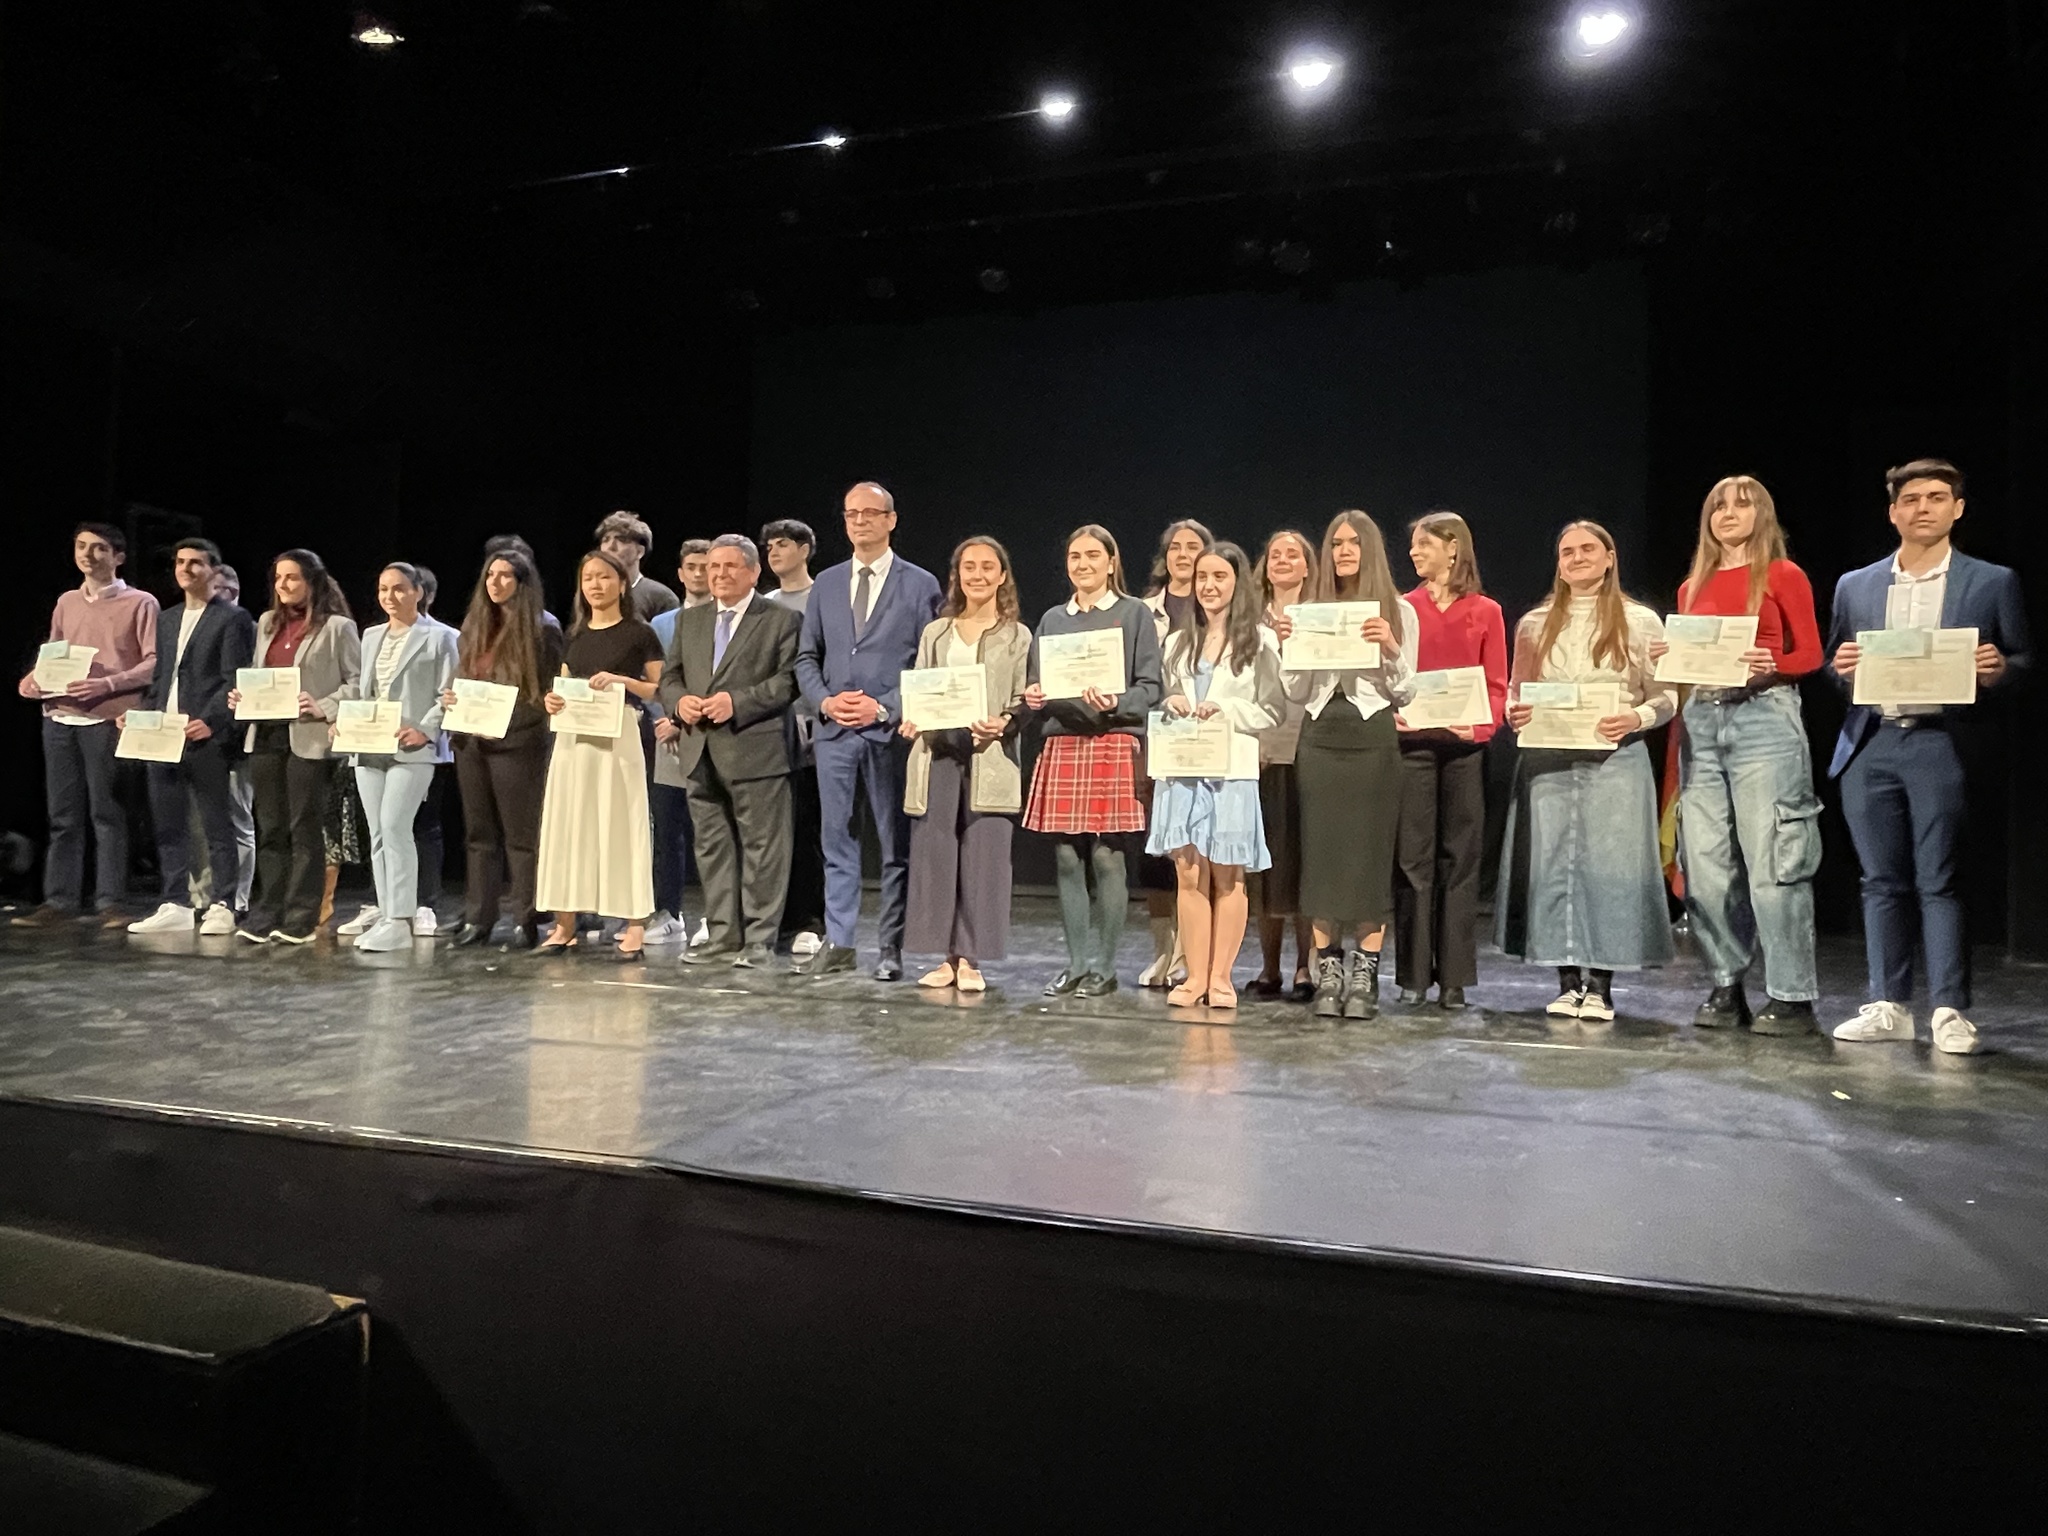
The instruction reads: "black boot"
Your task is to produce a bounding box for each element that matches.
[1752,997,1818,1036]
[1343,950,1380,1020]
[1312,951,1346,1019]
[1693,983,1748,1029]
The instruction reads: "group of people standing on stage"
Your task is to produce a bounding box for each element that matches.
[17,458,2030,1052]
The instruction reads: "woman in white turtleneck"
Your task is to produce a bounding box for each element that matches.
[1497,520,1676,1022]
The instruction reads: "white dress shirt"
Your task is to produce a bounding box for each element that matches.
[1883,549,1950,718]
[849,548,895,624]
[163,598,206,717]
[1286,595,1422,722]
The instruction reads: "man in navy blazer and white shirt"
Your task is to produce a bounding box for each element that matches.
[125,538,257,937]
[794,481,943,979]
[1826,458,2032,1055]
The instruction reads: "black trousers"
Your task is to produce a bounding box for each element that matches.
[248,746,331,933]
[147,739,237,907]
[1393,736,1486,990]
[454,736,548,933]
[40,717,127,911]
[779,762,825,937]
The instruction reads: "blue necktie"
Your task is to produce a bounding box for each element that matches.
[714,607,735,670]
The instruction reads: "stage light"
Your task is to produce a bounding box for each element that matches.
[1039,92,1077,123]
[819,129,847,151]
[351,15,403,48]
[1282,49,1342,100]
[1565,3,1639,61]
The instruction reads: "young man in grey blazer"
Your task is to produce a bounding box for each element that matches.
[659,535,802,968]
[1826,458,2032,1054]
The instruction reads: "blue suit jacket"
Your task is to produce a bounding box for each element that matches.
[140,598,256,747]
[796,556,943,743]
[1824,549,2032,778]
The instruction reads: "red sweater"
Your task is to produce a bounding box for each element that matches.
[1405,586,1509,743]
[1677,560,1823,677]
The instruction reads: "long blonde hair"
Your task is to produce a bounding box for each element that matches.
[1682,475,1785,615]
[1312,509,1402,616]
[1533,520,1632,673]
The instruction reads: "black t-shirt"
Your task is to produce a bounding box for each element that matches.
[562,618,663,682]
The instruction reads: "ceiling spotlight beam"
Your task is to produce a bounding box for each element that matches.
[1038,92,1078,124]
[1564,3,1640,62]
[1282,48,1344,102]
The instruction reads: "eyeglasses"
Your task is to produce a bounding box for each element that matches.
[843,508,891,522]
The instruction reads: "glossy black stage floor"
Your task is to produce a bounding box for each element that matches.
[2,900,2045,1526]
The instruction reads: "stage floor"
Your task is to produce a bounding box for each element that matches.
[2,900,2046,1322]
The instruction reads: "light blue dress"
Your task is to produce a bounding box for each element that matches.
[1146,661,1272,870]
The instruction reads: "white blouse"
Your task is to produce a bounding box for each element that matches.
[1512,595,1675,731]
[1285,595,1421,722]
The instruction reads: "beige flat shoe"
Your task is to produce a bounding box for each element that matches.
[955,964,986,993]
[1206,982,1238,1010]
[1166,983,1207,1008]
[917,964,956,989]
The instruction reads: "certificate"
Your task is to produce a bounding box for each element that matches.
[550,676,627,738]
[334,699,403,754]
[234,667,303,720]
[1038,630,1127,700]
[899,664,988,731]
[32,642,97,696]
[445,679,518,739]
[116,711,188,764]
[1145,712,1238,779]
[1518,680,1625,751]
[1853,626,1978,708]
[1281,602,1379,671]
[1401,666,1492,730]
[1654,614,1761,687]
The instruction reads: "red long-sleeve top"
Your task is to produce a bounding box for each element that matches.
[1405,586,1509,743]
[1677,560,1824,677]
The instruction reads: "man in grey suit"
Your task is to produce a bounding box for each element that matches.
[660,534,802,968]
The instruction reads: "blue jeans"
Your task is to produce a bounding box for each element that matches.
[41,717,126,911]
[1678,687,1821,1001]
[815,731,911,952]
[1839,720,1968,1008]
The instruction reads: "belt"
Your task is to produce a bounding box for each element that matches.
[1877,713,1948,731]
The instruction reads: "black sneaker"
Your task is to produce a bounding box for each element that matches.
[1751,997,1819,1036]
[1312,953,1345,1018]
[1692,984,1749,1029]
[1343,951,1380,1020]
[1397,987,1427,1006]
[1438,987,1467,1009]
[1577,971,1616,1023]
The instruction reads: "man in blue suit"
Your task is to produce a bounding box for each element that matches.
[794,481,943,979]
[1826,458,2032,1054]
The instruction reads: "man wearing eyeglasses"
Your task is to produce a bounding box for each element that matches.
[793,481,942,979]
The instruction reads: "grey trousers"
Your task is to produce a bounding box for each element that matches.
[684,759,792,949]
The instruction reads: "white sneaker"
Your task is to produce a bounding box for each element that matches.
[644,913,685,942]
[1545,989,1584,1018]
[1832,1000,1914,1043]
[412,906,439,937]
[337,905,382,936]
[1930,1007,1982,1056]
[791,930,821,958]
[1576,988,1615,1023]
[128,902,196,935]
[355,916,414,953]
[199,902,236,937]
[691,917,710,946]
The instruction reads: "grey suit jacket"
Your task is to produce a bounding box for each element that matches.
[342,616,459,765]
[240,611,361,760]
[657,597,801,783]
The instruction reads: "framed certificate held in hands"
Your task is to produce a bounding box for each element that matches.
[550,676,627,738]
[334,700,403,754]
[1517,680,1625,751]
[1401,667,1492,730]
[445,679,518,739]
[234,667,303,721]
[1655,614,1761,687]
[1281,602,1379,671]
[899,664,989,731]
[116,711,188,764]
[1038,630,1126,700]
[1853,626,1977,707]
[32,641,98,696]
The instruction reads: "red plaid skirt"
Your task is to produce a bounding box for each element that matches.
[1023,733,1146,835]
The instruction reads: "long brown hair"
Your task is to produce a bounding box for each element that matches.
[568,549,633,637]
[1257,529,1319,616]
[1146,519,1213,596]
[1682,476,1785,616]
[1064,524,1129,598]
[1532,520,1633,673]
[1311,509,1402,616]
[266,547,352,631]
[1410,510,1483,599]
[1166,541,1265,677]
[458,551,546,704]
[940,535,1021,623]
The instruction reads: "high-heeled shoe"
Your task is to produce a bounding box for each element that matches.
[533,932,577,956]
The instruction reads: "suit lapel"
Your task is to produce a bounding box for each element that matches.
[1939,555,1969,629]
[710,603,769,685]
[381,620,430,696]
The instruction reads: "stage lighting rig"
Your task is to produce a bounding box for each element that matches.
[351,13,403,49]
[1039,92,1078,124]
[1282,48,1343,103]
[819,129,848,151]
[1565,3,1639,62]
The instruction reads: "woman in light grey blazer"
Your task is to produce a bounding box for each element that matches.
[226,548,360,943]
[900,537,1031,990]
[337,562,458,952]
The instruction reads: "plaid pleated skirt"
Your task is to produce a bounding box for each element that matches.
[1023,733,1146,836]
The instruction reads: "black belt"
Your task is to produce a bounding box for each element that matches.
[1877,713,1949,732]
